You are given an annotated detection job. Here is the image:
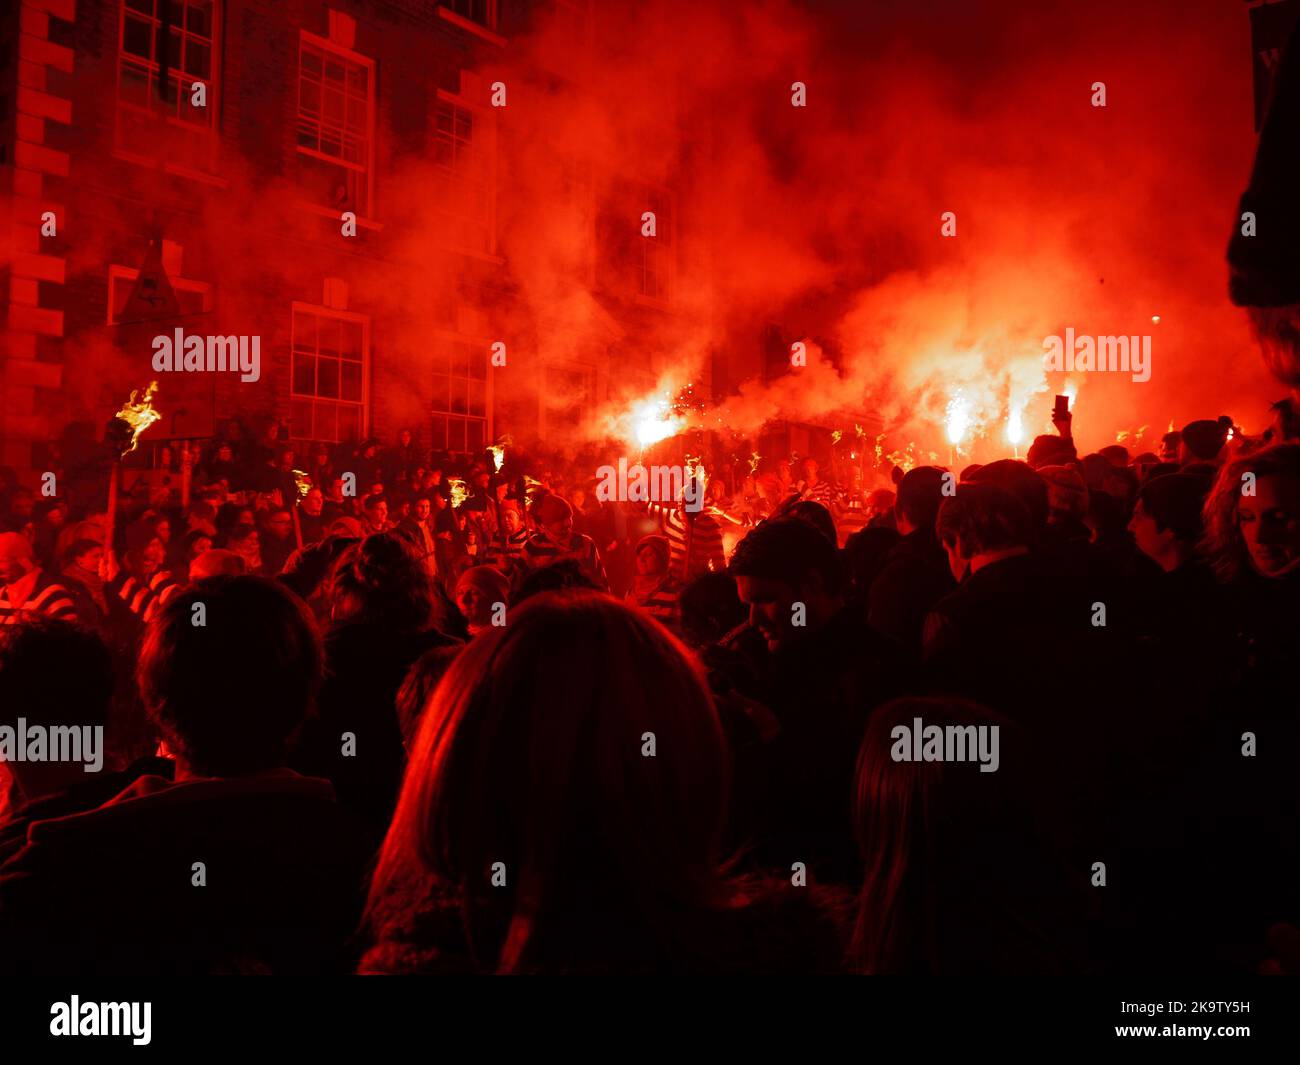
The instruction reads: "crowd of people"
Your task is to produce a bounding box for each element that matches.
[0,401,1297,975]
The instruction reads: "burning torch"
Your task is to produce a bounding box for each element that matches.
[103,382,161,559]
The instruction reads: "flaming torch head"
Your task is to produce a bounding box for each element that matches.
[632,397,684,448]
[107,381,162,457]
[449,477,469,509]
[292,469,311,500]
[488,444,506,472]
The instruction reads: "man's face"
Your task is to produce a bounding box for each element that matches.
[46,507,67,529]
[189,537,212,559]
[10,493,34,520]
[415,500,431,521]
[735,574,804,652]
[503,509,522,534]
[399,430,412,447]
[0,542,32,583]
[474,473,490,490]
[154,520,171,542]
[328,479,344,501]
[141,537,166,574]
[368,501,389,527]
[1239,474,1300,578]
[304,489,324,516]
[456,585,490,625]
[1127,501,1171,563]
[267,513,293,540]
[541,517,573,545]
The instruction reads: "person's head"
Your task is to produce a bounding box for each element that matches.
[1180,418,1232,464]
[531,494,573,546]
[1129,473,1207,571]
[935,483,1033,581]
[844,525,902,597]
[187,500,218,537]
[787,500,836,544]
[454,566,510,633]
[801,457,820,482]
[1026,434,1076,470]
[414,496,432,522]
[729,517,845,652]
[894,466,947,536]
[226,523,260,562]
[0,531,36,583]
[179,528,214,563]
[1160,431,1182,462]
[62,538,104,575]
[0,618,113,795]
[327,476,345,501]
[1204,443,1300,581]
[189,548,245,581]
[363,494,389,528]
[264,507,294,541]
[137,576,323,777]
[865,488,896,522]
[303,488,324,517]
[399,428,412,448]
[473,470,491,491]
[966,460,1048,538]
[1098,445,1130,468]
[511,559,601,605]
[34,499,67,529]
[216,442,233,462]
[635,535,670,578]
[125,521,166,577]
[366,592,731,972]
[1036,464,1089,522]
[850,697,1068,974]
[330,532,440,631]
[677,572,746,649]
[501,504,522,535]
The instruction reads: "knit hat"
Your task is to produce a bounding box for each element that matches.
[1180,418,1232,462]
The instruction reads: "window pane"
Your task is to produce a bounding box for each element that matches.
[120,64,151,107]
[124,16,153,60]
[339,405,361,443]
[449,419,466,452]
[469,380,485,417]
[301,47,321,78]
[291,398,314,438]
[185,40,210,80]
[432,374,450,412]
[341,360,362,402]
[188,2,212,38]
[318,319,340,356]
[318,358,340,399]
[294,312,317,350]
[341,322,362,360]
[451,378,468,415]
[468,419,485,452]
[292,356,315,396]
[126,0,154,13]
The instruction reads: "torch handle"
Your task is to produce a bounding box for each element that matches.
[105,462,120,557]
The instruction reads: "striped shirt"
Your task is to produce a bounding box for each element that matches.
[521,532,608,589]
[0,569,77,625]
[114,570,183,624]
[625,577,683,633]
[646,502,725,579]
[800,480,839,510]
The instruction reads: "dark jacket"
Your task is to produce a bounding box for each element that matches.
[0,771,371,975]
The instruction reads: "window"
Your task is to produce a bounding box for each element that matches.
[601,183,674,303]
[443,0,497,31]
[430,333,489,453]
[297,34,374,216]
[290,305,368,443]
[116,0,219,173]
[432,96,495,255]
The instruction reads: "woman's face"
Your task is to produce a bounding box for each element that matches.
[1239,473,1300,578]
[189,535,213,559]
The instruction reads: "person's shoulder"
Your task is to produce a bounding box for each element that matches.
[717,876,852,973]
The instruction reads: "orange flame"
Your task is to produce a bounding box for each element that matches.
[114,381,161,453]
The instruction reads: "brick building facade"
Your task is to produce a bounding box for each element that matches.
[0,0,712,477]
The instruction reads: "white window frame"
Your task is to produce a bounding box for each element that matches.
[289,301,371,444]
[296,30,377,219]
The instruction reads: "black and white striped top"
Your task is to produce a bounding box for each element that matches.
[0,570,78,625]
